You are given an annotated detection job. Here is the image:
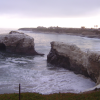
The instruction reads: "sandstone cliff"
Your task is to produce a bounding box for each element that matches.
[47,41,100,91]
[0,31,42,55]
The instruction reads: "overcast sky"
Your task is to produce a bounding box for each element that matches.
[0,0,100,28]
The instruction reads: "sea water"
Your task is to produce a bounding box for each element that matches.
[0,29,99,94]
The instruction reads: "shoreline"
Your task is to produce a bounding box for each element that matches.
[42,31,100,39]
[65,32,100,39]
[0,28,100,96]
[18,27,100,39]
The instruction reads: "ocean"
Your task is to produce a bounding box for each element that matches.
[0,28,99,94]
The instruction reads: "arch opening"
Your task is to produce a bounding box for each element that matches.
[0,43,6,51]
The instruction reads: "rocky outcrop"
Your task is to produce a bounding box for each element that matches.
[47,41,100,85]
[0,31,43,55]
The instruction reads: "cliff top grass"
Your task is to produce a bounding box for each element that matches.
[0,90,100,100]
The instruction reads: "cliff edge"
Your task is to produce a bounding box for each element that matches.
[47,41,100,91]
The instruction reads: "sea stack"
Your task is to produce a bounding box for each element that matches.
[0,31,43,55]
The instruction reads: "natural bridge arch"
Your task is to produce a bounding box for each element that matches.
[0,43,6,51]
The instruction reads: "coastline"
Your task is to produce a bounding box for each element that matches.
[64,32,100,39]
[18,27,100,39]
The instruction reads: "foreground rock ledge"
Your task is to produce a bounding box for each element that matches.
[47,41,100,90]
[0,31,43,55]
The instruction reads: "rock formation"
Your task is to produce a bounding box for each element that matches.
[0,31,43,55]
[47,41,100,91]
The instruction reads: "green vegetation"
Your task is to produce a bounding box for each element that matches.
[0,91,100,100]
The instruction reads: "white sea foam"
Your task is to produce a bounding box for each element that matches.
[0,29,100,94]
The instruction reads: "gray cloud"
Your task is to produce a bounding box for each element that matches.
[0,0,100,18]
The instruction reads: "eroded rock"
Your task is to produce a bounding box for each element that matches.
[47,41,89,77]
[0,31,43,55]
[47,41,100,85]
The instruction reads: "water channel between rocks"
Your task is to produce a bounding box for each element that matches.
[0,29,99,94]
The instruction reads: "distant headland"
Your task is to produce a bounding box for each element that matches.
[18,26,100,38]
